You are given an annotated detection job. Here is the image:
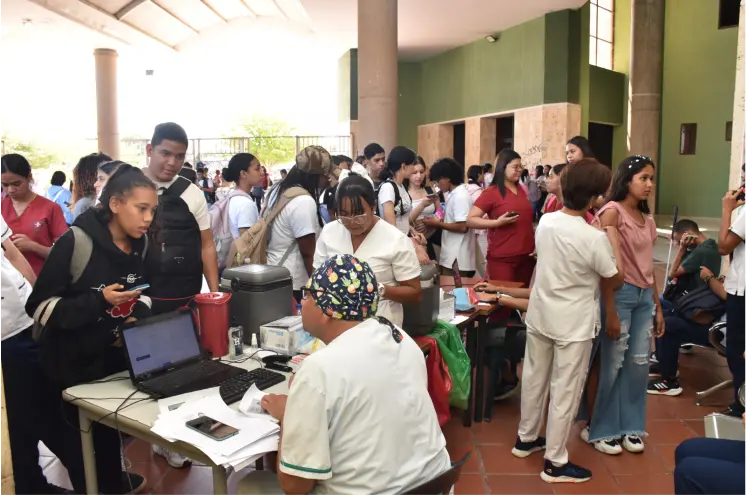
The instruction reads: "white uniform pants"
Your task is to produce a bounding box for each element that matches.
[518,331,592,465]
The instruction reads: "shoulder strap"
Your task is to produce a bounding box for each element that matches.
[264,187,310,225]
[69,226,93,284]
[165,176,191,198]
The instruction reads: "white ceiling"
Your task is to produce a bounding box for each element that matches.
[3,0,586,60]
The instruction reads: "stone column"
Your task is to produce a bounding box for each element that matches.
[728,0,745,189]
[94,48,120,159]
[627,0,664,212]
[357,0,398,153]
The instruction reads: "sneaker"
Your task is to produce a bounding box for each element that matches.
[511,436,546,458]
[580,426,590,443]
[720,406,745,418]
[650,351,658,363]
[647,377,683,396]
[680,344,695,354]
[648,362,661,376]
[540,459,592,484]
[622,435,645,453]
[592,438,623,455]
[121,472,147,495]
[152,444,192,468]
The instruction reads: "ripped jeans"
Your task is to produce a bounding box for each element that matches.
[589,283,654,442]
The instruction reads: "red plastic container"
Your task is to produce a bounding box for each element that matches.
[194,292,232,358]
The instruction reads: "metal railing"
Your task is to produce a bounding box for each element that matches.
[120,136,352,168]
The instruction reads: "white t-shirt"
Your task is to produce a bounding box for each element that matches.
[1,216,34,341]
[279,319,451,495]
[377,181,412,235]
[725,208,745,296]
[439,184,475,271]
[314,220,421,327]
[228,195,258,239]
[483,173,494,189]
[526,212,618,342]
[151,175,211,231]
[266,190,320,290]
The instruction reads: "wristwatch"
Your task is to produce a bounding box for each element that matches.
[378,283,386,298]
[704,275,713,284]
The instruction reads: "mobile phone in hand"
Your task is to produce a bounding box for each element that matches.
[506,212,519,218]
[129,284,150,292]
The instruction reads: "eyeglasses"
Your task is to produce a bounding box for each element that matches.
[301,286,327,301]
[338,214,367,227]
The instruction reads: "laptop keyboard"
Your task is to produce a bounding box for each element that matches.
[144,361,225,391]
[219,368,286,405]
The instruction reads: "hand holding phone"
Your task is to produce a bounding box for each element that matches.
[129,283,150,292]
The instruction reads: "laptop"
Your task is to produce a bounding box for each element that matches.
[121,309,245,399]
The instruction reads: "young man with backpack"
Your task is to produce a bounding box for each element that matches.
[144,123,219,467]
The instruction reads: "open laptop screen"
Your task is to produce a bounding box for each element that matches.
[122,311,202,378]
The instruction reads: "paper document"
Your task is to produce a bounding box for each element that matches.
[157,387,221,414]
[449,315,469,326]
[238,384,278,423]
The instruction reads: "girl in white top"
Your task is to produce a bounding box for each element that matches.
[314,170,421,327]
[377,146,418,238]
[465,165,487,276]
[221,153,261,239]
[408,158,442,242]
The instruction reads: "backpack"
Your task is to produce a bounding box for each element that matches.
[209,189,253,271]
[31,226,149,342]
[375,179,406,217]
[226,187,310,269]
[674,285,726,326]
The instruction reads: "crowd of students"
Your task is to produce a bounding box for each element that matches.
[1,125,744,494]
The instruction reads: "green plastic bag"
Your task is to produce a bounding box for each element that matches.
[429,320,471,410]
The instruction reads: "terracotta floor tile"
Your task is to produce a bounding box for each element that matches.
[615,474,674,494]
[682,419,705,437]
[600,450,670,476]
[472,417,521,445]
[646,397,678,420]
[449,444,482,474]
[124,439,156,464]
[454,473,487,494]
[151,465,214,495]
[479,445,545,475]
[552,473,622,495]
[562,438,612,476]
[645,420,697,445]
[652,445,678,471]
[486,474,553,494]
[442,417,474,446]
[42,458,73,491]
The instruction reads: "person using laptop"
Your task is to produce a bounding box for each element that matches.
[25,164,157,494]
[250,254,451,494]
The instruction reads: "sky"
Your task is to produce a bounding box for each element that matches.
[0,13,345,159]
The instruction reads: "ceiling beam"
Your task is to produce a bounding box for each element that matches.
[199,0,228,23]
[115,0,148,19]
[239,0,258,18]
[27,0,133,47]
[270,0,288,20]
[151,0,200,34]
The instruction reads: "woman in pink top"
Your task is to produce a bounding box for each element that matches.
[586,155,664,455]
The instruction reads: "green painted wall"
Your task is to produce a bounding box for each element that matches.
[337,50,358,122]
[398,62,421,150]
[658,0,738,217]
[589,66,625,124]
[416,16,547,125]
[611,0,631,171]
[578,3,591,136]
[544,10,573,104]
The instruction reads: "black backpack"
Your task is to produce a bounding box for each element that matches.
[674,285,726,325]
[375,179,409,217]
[146,177,203,311]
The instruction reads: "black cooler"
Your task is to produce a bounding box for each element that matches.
[402,264,440,336]
[219,264,293,345]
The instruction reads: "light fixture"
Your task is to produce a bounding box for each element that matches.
[485,34,497,43]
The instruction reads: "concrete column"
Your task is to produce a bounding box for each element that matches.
[728,0,745,189]
[627,0,664,213]
[94,48,120,159]
[357,0,398,153]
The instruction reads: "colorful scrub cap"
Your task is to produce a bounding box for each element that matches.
[307,254,378,321]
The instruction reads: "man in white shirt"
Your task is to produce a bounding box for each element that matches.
[424,158,476,276]
[718,188,745,417]
[253,254,450,495]
[513,160,624,484]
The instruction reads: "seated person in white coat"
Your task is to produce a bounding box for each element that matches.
[255,254,450,495]
[313,167,421,327]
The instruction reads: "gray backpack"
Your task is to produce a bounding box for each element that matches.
[31,226,149,342]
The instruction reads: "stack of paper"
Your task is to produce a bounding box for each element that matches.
[151,392,280,471]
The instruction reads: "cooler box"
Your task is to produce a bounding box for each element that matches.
[402,264,440,337]
[219,264,293,346]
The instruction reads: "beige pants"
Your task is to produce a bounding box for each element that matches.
[517,331,592,466]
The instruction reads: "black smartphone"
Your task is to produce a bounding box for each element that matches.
[736,185,745,202]
[506,212,519,218]
[185,416,239,441]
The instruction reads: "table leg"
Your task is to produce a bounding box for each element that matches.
[78,410,99,495]
[212,465,229,495]
[462,323,476,427]
[474,316,486,423]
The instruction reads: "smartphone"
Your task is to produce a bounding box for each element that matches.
[129,284,150,292]
[186,416,239,441]
[506,212,519,218]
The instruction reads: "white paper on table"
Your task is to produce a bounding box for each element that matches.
[449,315,469,326]
[237,385,279,423]
[222,434,279,471]
[151,397,279,461]
[157,387,221,415]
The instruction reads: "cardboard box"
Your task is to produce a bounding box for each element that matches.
[259,316,325,355]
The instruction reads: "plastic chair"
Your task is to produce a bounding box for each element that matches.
[695,321,732,406]
[402,452,471,495]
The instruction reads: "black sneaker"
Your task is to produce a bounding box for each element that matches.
[540,459,592,483]
[511,436,546,458]
[121,472,147,495]
[721,406,745,418]
[650,351,658,363]
[648,362,661,376]
[647,377,683,396]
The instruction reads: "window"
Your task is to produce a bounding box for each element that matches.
[590,0,614,70]
[719,0,740,29]
[726,121,733,141]
[680,124,698,155]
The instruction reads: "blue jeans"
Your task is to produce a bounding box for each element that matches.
[674,438,745,494]
[590,282,654,442]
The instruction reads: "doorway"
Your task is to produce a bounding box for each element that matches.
[588,123,614,168]
[495,116,515,155]
[453,122,465,167]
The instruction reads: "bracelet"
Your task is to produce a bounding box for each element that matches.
[704,275,713,284]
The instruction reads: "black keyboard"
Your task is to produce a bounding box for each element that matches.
[144,360,228,392]
[219,368,287,405]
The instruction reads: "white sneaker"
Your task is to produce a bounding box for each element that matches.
[152,444,192,468]
[580,426,590,443]
[622,435,645,453]
[592,438,623,455]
